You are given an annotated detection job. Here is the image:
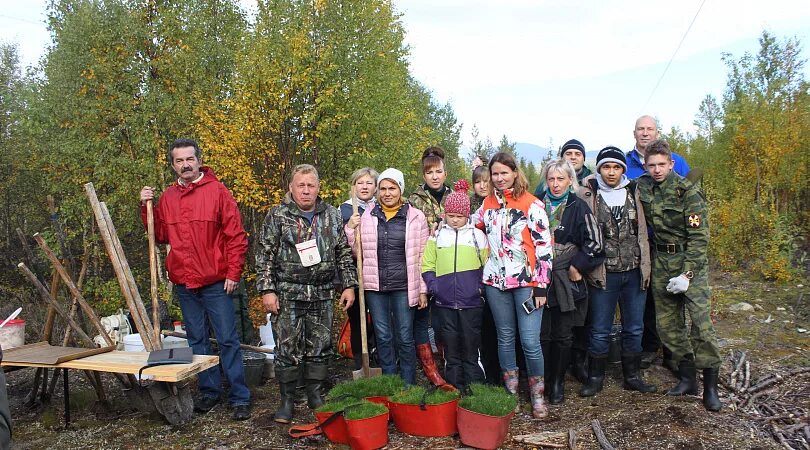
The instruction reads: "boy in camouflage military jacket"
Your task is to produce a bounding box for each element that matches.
[636,140,721,412]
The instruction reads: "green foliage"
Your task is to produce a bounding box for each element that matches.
[458,383,517,417]
[684,31,809,281]
[326,374,405,400]
[316,396,363,413]
[389,385,459,405]
[343,400,387,420]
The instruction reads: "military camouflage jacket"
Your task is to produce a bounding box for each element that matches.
[255,193,358,295]
[636,171,709,278]
[408,184,449,230]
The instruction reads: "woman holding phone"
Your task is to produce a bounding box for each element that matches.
[472,152,553,419]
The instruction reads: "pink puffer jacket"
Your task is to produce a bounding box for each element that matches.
[346,204,429,307]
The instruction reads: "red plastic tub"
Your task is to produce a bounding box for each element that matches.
[346,410,389,450]
[457,406,515,450]
[389,398,458,437]
[313,411,350,445]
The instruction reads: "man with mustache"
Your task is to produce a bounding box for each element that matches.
[139,138,251,421]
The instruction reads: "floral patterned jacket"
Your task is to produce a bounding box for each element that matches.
[472,188,553,296]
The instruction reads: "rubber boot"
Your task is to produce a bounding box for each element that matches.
[541,343,554,400]
[667,357,698,396]
[579,353,607,397]
[273,366,300,423]
[503,369,520,412]
[621,353,657,393]
[662,346,678,375]
[417,343,449,387]
[528,376,549,419]
[569,348,588,384]
[304,363,328,409]
[702,368,722,411]
[549,344,570,405]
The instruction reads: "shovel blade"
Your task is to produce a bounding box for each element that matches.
[352,367,382,380]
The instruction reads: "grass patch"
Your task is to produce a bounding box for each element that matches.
[458,383,517,417]
[343,400,388,420]
[389,385,459,405]
[316,396,363,413]
[326,374,405,400]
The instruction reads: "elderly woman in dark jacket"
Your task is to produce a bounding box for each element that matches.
[537,159,604,405]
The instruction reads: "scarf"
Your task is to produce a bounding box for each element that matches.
[342,197,375,213]
[596,174,630,221]
[543,187,571,232]
[381,200,403,221]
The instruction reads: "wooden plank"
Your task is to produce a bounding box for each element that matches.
[1,351,219,383]
[2,342,113,365]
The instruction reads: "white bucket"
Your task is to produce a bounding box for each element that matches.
[0,319,25,349]
[123,333,146,352]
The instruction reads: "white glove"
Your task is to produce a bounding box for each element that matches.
[666,275,690,294]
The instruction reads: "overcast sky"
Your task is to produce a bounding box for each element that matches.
[2,0,809,154]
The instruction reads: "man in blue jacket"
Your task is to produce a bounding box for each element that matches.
[626,115,690,372]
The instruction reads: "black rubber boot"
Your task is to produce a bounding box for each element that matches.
[662,346,678,375]
[549,344,570,405]
[621,353,657,393]
[702,368,722,411]
[304,363,329,409]
[667,357,698,396]
[542,342,555,400]
[579,353,607,397]
[569,348,588,385]
[273,366,299,423]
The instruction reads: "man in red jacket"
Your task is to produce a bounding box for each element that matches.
[140,138,251,421]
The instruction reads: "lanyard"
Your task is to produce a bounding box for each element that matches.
[296,215,318,243]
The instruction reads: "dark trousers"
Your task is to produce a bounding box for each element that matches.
[347,287,376,369]
[641,288,661,352]
[479,300,501,384]
[540,305,577,348]
[176,282,251,406]
[435,306,485,389]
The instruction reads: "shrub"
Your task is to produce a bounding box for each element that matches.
[389,385,459,405]
[343,400,388,420]
[458,383,517,417]
[326,374,405,400]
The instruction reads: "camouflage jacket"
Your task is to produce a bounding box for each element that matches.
[255,193,358,295]
[408,184,449,230]
[637,171,709,278]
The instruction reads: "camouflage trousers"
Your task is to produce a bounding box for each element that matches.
[652,269,721,369]
[271,282,335,368]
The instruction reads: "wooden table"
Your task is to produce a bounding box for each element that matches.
[1,350,219,425]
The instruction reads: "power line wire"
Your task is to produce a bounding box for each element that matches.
[0,14,43,27]
[640,0,708,113]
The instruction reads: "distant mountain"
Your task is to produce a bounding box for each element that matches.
[514,143,600,165]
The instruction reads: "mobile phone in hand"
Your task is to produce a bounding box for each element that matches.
[522,297,537,314]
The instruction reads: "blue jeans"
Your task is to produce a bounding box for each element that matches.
[175,281,251,406]
[366,290,416,384]
[484,286,544,377]
[588,268,646,355]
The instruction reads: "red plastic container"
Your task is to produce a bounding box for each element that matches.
[389,398,458,437]
[313,411,350,445]
[457,405,515,450]
[346,411,389,450]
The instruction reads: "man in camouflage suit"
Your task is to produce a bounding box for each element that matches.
[256,164,357,423]
[636,139,722,412]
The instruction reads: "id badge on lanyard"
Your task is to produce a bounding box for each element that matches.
[296,239,321,267]
[296,216,321,267]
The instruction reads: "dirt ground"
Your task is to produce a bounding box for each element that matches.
[5,274,809,449]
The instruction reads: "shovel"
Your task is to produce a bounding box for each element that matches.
[350,188,382,380]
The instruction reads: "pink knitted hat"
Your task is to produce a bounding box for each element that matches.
[444,179,471,217]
